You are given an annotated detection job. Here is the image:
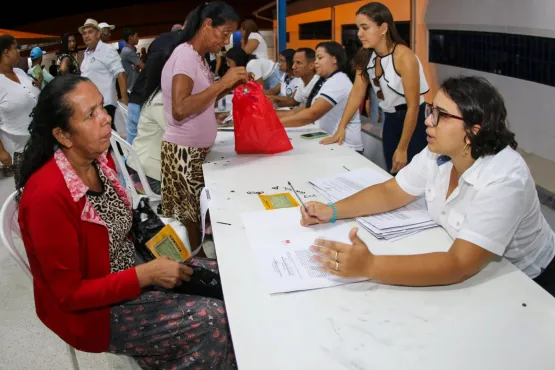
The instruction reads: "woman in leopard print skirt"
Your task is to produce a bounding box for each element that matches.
[145,2,249,251]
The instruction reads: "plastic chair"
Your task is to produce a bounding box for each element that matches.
[0,192,141,370]
[109,130,161,207]
[117,101,128,122]
[0,192,80,369]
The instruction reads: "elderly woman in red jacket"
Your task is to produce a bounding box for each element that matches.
[16,75,236,369]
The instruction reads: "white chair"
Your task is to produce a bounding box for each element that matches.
[117,101,129,121]
[0,192,142,370]
[109,130,161,207]
[116,101,129,138]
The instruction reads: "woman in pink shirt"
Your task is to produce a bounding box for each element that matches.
[145,2,248,250]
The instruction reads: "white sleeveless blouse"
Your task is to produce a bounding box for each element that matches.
[367,44,429,113]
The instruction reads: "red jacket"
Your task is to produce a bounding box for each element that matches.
[18,150,141,352]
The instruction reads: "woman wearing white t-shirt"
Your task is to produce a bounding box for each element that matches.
[300,76,555,297]
[280,42,363,152]
[0,35,40,184]
[226,47,280,90]
[240,20,269,60]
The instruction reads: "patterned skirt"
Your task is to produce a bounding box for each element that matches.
[161,142,210,224]
[108,258,236,369]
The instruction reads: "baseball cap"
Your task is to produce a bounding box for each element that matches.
[98,22,115,30]
[79,19,100,34]
[30,47,46,60]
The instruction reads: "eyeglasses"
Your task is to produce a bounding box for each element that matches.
[425,103,464,127]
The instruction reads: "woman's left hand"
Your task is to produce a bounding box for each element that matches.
[310,227,374,278]
[320,128,345,145]
[391,148,408,174]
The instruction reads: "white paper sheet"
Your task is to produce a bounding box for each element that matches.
[310,168,437,240]
[242,207,367,294]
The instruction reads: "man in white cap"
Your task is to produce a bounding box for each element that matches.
[98,22,115,43]
[79,18,128,128]
[27,47,54,90]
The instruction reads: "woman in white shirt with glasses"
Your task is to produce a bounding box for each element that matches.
[300,76,555,297]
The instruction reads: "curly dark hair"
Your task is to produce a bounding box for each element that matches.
[440,76,517,159]
[16,75,90,201]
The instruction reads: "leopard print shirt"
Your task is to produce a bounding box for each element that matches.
[87,164,136,273]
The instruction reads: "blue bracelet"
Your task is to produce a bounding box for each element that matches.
[328,202,337,223]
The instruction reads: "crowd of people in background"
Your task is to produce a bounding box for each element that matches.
[2,1,554,369]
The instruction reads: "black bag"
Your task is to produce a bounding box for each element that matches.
[131,197,223,300]
[131,197,161,262]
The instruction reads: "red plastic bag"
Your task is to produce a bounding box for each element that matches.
[232,81,293,154]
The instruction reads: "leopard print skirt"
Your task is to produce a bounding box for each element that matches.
[160,141,210,225]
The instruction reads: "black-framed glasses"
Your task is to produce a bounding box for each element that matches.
[425,103,464,127]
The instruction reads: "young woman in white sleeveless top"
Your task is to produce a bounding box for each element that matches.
[323,2,428,173]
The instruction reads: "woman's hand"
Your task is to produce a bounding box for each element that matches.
[135,257,193,289]
[320,128,345,145]
[391,148,408,174]
[220,67,249,90]
[0,149,12,168]
[216,113,230,124]
[300,202,334,226]
[310,227,374,278]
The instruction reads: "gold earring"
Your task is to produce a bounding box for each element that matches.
[462,143,470,157]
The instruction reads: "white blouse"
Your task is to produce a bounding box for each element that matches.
[247,33,269,60]
[367,45,429,113]
[396,146,555,278]
[0,68,39,155]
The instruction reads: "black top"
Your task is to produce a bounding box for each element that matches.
[129,30,183,105]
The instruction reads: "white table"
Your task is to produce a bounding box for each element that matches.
[203,131,555,370]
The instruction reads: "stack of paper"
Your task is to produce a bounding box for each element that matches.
[310,168,437,240]
[242,207,368,294]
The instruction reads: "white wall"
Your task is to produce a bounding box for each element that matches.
[426,0,555,162]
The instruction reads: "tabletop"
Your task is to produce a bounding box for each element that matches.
[203,131,555,370]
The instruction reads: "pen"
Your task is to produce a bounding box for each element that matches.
[288,181,307,212]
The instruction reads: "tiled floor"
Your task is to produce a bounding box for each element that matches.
[0,159,554,369]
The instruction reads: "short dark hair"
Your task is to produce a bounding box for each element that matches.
[123,28,138,43]
[225,47,256,67]
[315,41,347,72]
[0,34,16,59]
[295,47,315,62]
[440,76,517,159]
[17,75,91,198]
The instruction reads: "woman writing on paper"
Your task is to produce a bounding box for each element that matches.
[300,76,555,297]
[322,2,428,173]
[279,42,363,153]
